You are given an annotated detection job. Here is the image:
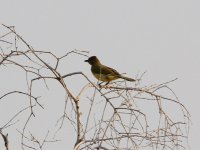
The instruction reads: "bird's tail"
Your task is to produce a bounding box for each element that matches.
[120,76,136,82]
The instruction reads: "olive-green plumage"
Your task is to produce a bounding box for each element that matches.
[85,56,135,84]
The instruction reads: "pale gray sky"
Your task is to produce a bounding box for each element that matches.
[1,0,200,149]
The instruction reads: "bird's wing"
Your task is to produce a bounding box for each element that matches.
[97,65,120,78]
[106,66,120,76]
[92,65,121,76]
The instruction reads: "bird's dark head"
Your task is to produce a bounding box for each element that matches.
[85,56,101,66]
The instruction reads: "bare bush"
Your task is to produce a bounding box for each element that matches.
[0,24,190,150]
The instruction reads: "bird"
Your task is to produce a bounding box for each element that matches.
[85,56,135,85]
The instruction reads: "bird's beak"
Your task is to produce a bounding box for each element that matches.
[84,59,88,62]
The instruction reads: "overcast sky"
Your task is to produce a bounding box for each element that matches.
[1,0,200,149]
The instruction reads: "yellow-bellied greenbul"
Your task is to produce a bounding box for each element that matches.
[85,56,135,84]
